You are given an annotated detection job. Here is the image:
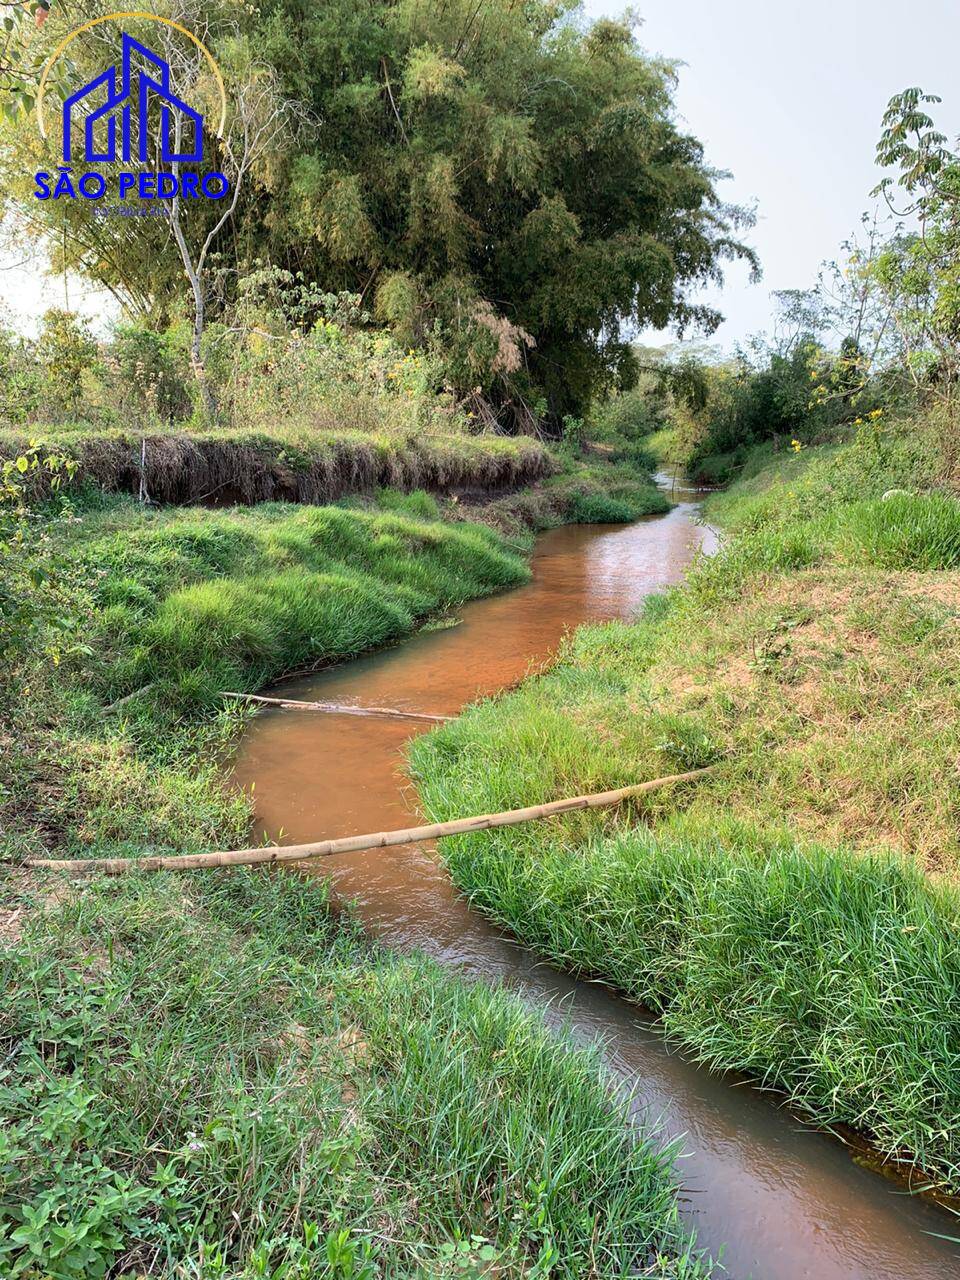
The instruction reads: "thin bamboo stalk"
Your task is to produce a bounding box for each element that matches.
[105,684,155,714]
[221,691,450,724]
[25,767,714,876]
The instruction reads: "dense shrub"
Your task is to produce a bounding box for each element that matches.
[0,303,488,441]
[107,322,193,422]
[660,341,901,482]
[590,383,668,444]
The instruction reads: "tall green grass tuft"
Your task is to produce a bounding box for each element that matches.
[374,486,442,520]
[75,504,529,705]
[687,522,824,604]
[836,492,960,570]
[143,570,416,699]
[568,491,647,523]
[0,867,710,1278]
[413,737,960,1191]
[690,450,960,602]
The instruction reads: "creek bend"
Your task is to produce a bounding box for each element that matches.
[232,482,960,1280]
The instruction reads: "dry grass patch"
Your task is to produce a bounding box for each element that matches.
[0,425,553,506]
[653,567,960,870]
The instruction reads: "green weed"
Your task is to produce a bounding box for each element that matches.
[375,487,441,520]
[837,492,960,570]
[0,867,709,1278]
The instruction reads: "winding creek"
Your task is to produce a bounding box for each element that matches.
[233,479,960,1279]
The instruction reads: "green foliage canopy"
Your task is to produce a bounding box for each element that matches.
[9,1,756,428]
[254,0,757,422]
[872,88,960,408]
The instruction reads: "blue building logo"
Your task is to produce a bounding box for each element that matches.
[63,34,203,166]
[34,19,229,204]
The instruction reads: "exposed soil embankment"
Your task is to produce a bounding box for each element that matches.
[1,426,553,506]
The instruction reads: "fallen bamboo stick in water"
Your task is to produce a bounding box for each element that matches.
[221,691,451,724]
[25,767,714,875]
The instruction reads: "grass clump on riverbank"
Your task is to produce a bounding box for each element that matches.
[411,425,960,1193]
[0,866,708,1278]
[407,819,960,1189]
[78,500,529,707]
[461,457,670,537]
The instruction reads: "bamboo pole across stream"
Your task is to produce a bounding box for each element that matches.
[221,691,451,724]
[25,767,714,876]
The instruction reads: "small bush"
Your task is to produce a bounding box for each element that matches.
[568,492,639,523]
[107,322,193,422]
[688,447,750,487]
[609,437,660,471]
[589,384,667,443]
[34,310,102,422]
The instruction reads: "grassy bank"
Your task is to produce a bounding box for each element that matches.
[0,866,707,1278]
[1,460,710,1275]
[411,424,960,1193]
[80,498,529,705]
[462,455,670,537]
[6,495,529,862]
[0,422,669,539]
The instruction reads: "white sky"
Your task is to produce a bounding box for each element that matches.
[3,0,960,345]
[590,0,960,351]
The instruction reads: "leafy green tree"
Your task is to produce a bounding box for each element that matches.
[1,3,301,418]
[0,0,65,122]
[872,87,960,468]
[255,2,757,426]
[35,307,99,417]
[812,213,900,370]
[8,1,756,430]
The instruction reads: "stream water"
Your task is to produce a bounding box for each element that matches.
[233,480,960,1279]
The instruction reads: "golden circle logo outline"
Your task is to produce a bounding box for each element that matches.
[37,12,227,143]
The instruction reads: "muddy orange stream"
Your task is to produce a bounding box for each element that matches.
[233,482,960,1279]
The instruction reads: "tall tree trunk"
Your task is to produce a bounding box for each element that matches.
[187,269,216,422]
[169,201,217,424]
